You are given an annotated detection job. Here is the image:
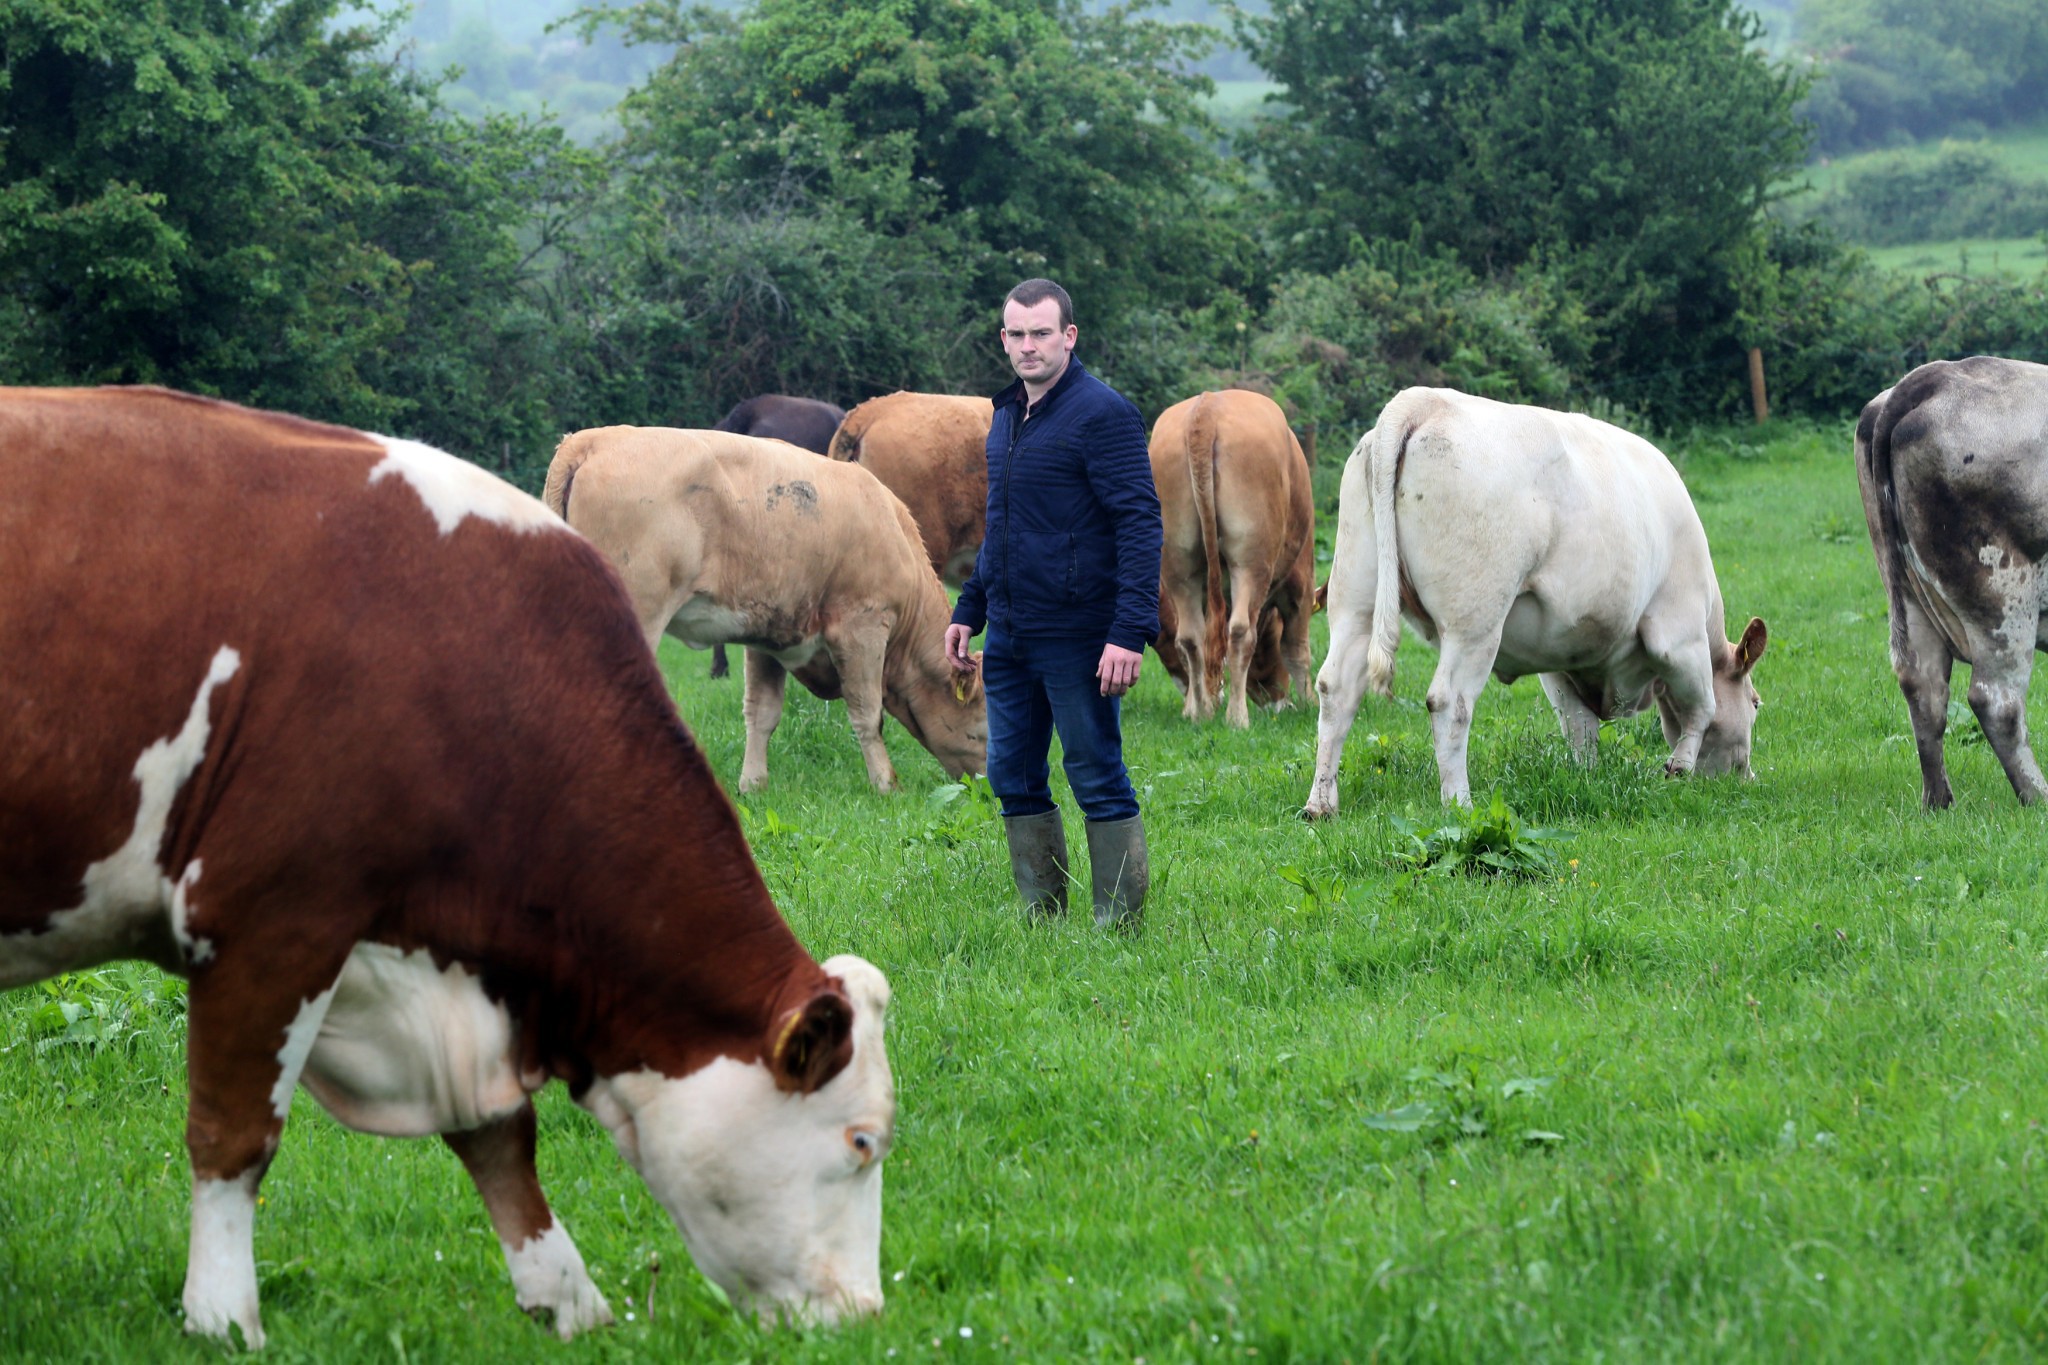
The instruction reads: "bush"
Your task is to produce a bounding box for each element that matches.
[1797,143,2048,246]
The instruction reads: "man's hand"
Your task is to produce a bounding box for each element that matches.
[945,623,977,671]
[1097,642,1143,697]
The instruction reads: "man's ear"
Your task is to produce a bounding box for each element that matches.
[768,985,854,1094]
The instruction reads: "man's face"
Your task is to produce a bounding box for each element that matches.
[1000,298,1076,390]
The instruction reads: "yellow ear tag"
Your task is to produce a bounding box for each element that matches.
[952,673,973,704]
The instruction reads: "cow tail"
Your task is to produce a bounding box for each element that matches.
[827,403,871,462]
[542,430,594,522]
[1362,406,1413,699]
[1186,392,1227,687]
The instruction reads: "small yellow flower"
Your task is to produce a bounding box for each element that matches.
[1569,858,1580,869]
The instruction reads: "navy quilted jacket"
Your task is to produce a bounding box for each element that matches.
[952,358,1162,651]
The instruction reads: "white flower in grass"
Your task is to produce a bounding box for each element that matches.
[960,1326,973,1339]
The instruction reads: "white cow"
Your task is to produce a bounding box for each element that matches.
[1305,388,1768,813]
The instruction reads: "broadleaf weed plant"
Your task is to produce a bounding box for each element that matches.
[1388,791,1574,884]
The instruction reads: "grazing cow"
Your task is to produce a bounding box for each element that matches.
[1156,593,1296,708]
[0,387,896,1348]
[828,392,994,585]
[1854,356,2048,806]
[545,426,986,793]
[708,395,849,680]
[713,393,847,453]
[1148,390,1316,726]
[1305,389,1768,813]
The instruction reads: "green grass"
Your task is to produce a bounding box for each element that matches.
[1791,118,2048,200]
[11,419,2048,1359]
[1861,235,2048,278]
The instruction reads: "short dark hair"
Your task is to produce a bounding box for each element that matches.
[1004,278,1073,330]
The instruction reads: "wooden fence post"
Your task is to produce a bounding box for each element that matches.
[1747,346,1769,425]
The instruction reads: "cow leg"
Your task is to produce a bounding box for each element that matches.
[445,1107,613,1339]
[1966,647,2047,804]
[739,649,788,793]
[827,621,900,792]
[1221,566,1272,729]
[1168,583,1212,721]
[1890,596,1956,808]
[1304,609,1376,819]
[1279,600,1316,713]
[182,956,348,1349]
[1646,636,1716,776]
[1538,673,1600,767]
[1425,629,1502,807]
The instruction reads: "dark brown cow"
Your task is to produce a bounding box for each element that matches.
[1149,390,1316,727]
[828,391,994,585]
[1856,355,2048,806]
[0,387,895,1348]
[708,395,848,679]
[713,393,847,453]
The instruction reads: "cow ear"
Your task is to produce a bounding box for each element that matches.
[1313,581,1328,615]
[769,985,854,1094]
[951,652,984,705]
[1732,617,1768,674]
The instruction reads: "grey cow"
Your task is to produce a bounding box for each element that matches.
[1856,355,2048,807]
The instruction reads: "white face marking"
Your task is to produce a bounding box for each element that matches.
[367,434,564,537]
[183,1170,265,1348]
[1,646,239,988]
[297,943,529,1137]
[504,1223,613,1340]
[579,955,894,1326]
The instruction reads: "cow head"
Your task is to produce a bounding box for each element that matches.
[891,650,987,781]
[581,956,895,1327]
[1686,616,1769,778]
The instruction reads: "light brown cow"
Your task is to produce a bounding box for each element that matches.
[828,391,994,585]
[546,426,986,793]
[0,387,895,1348]
[1149,390,1317,727]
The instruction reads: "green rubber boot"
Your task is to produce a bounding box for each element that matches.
[1003,811,1069,918]
[1085,814,1149,929]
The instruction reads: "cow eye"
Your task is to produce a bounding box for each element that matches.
[846,1127,882,1164]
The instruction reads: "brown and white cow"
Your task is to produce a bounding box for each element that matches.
[828,391,994,585]
[1305,389,1767,813]
[1855,356,2048,807]
[0,387,896,1348]
[545,426,986,793]
[1149,390,1316,726]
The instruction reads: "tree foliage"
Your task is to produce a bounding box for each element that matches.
[1236,0,1811,420]
[1795,0,2048,153]
[0,0,598,464]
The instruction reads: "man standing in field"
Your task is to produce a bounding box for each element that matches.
[945,278,1162,927]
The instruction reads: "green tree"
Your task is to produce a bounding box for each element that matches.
[1238,0,1811,419]
[0,0,597,470]
[594,0,1252,406]
[1795,0,2048,152]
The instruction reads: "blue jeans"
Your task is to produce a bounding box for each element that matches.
[982,627,1140,822]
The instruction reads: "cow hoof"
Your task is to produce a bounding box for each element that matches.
[1300,803,1333,822]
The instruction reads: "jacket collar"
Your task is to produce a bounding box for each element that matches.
[993,355,1089,417]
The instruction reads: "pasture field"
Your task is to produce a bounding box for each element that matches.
[1791,118,2048,200]
[9,418,2048,1361]
[1862,236,2048,279]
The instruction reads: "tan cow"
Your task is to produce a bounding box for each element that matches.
[1,387,895,1347]
[545,427,986,793]
[1149,390,1316,727]
[829,391,994,585]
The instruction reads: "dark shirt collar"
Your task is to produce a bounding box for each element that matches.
[993,355,1088,416]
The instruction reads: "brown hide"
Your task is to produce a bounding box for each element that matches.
[545,426,987,793]
[1147,390,1317,726]
[828,391,994,585]
[0,387,848,1184]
